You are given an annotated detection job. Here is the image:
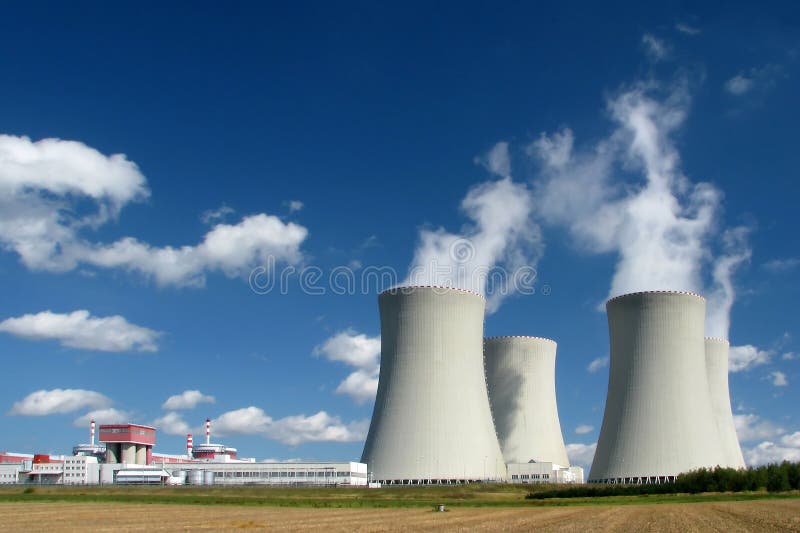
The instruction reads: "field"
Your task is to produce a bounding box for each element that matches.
[1,486,800,531]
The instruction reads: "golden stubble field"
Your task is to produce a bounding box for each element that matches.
[3,499,800,532]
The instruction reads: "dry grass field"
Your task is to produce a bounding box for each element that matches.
[3,498,800,532]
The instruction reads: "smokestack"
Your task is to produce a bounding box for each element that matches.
[187,434,193,458]
[484,336,570,466]
[589,291,723,483]
[90,419,95,446]
[206,418,210,445]
[705,338,746,469]
[361,286,506,483]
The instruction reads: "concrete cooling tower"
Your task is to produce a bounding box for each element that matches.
[361,286,507,484]
[705,337,746,469]
[484,336,570,466]
[589,291,723,484]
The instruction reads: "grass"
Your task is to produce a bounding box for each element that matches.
[0,484,798,509]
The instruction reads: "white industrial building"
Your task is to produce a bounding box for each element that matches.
[589,291,727,483]
[705,337,746,469]
[160,461,368,486]
[484,336,570,466]
[361,286,507,484]
[507,462,584,484]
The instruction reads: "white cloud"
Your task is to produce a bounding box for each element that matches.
[725,75,754,95]
[152,411,191,435]
[587,356,609,373]
[642,33,669,61]
[200,204,235,224]
[0,310,159,352]
[73,408,132,428]
[474,141,511,177]
[729,344,771,372]
[763,258,800,273]
[783,352,797,361]
[734,414,784,442]
[575,424,594,435]
[9,389,111,416]
[162,390,216,410]
[287,200,304,213]
[314,330,381,404]
[675,23,700,35]
[724,64,784,96]
[405,172,541,313]
[209,407,368,446]
[0,134,308,287]
[565,442,597,467]
[770,371,788,387]
[742,432,800,465]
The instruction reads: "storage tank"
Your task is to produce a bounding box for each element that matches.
[589,291,723,483]
[186,470,205,485]
[361,286,507,483]
[204,470,215,485]
[705,337,746,469]
[484,336,570,466]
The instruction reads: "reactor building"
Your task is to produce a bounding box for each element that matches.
[484,336,570,466]
[589,291,726,483]
[361,286,507,484]
[705,337,746,469]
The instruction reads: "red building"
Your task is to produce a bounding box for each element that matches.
[98,424,156,465]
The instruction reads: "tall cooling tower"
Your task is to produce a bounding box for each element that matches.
[361,286,507,484]
[589,291,723,483]
[705,337,746,469]
[484,336,570,466]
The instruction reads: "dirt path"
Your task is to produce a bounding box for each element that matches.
[3,499,800,532]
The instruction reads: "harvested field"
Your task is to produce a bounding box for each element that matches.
[3,499,800,532]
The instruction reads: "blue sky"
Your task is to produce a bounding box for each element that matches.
[1,2,798,467]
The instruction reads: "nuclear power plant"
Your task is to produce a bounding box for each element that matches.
[589,291,732,483]
[484,336,570,466]
[705,337,746,469]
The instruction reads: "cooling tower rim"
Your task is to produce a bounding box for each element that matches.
[705,336,730,345]
[379,285,485,299]
[484,335,556,344]
[606,289,705,305]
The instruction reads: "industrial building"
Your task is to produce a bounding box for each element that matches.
[484,336,570,466]
[507,462,584,484]
[589,291,727,483]
[705,337,746,469]
[361,286,507,484]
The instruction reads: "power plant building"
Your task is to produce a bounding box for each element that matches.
[484,336,570,466]
[361,286,507,484]
[589,291,724,483]
[705,337,746,469]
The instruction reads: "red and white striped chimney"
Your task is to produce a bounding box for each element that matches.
[206,418,211,445]
[187,434,193,458]
[90,419,95,446]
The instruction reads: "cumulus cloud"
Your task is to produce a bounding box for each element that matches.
[287,200,304,213]
[770,371,788,387]
[314,330,381,404]
[743,434,800,465]
[675,23,700,35]
[566,442,597,467]
[162,390,216,410]
[73,408,132,427]
[152,411,191,435]
[729,344,771,372]
[575,425,594,435]
[9,389,111,416]
[405,166,541,312]
[0,310,160,352]
[0,134,308,287]
[734,413,785,442]
[725,75,755,96]
[474,141,511,178]
[642,33,669,61]
[763,258,800,273]
[586,356,609,373]
[209,406,368,446]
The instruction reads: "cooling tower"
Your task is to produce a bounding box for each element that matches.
[705,337,746,469]
[361,286,507,483]
[484,336,570,466]
[589,291,723,483]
